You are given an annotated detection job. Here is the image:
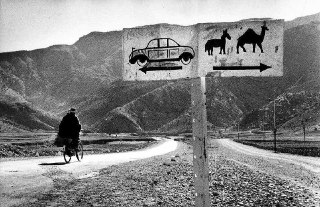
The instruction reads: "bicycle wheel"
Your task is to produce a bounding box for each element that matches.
[63,146,72,163]
[76,142,83,161]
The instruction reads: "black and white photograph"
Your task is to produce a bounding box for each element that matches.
[0,0,320,206]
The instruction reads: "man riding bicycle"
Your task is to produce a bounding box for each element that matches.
[58,108,81,156]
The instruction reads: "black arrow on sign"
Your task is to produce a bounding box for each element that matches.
[139,66,182,74]
[212,63,272,72]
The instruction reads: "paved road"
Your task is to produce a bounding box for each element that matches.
[0,139,178,207]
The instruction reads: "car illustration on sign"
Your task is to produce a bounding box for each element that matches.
[129,38,195,67]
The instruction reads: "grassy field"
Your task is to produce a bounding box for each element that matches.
[230,130,320,157]
[0,132,158,158]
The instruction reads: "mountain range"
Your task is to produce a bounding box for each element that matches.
[0,13,319,133]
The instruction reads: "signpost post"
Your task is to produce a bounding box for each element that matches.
[191,77,210,206]
[122,19,284,207]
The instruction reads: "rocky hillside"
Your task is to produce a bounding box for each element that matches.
[242,78,320,132]
[0,101,59,132]
[92,80,191,133]
[0,31,122,131]
[0,13,319,133]
[0,31,122,110]
[284,20,320,82]
[285,12,320,30]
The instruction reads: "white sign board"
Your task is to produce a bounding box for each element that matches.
[122,19,284,81]
[198,20,283,77]
[123,24,198,81]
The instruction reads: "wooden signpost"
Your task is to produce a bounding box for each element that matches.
[122,19,284,207]
[191,77,210,206]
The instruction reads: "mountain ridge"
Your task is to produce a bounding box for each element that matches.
[0,13,319,133]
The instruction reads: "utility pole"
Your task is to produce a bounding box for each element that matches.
[302,119,306,142]
[262,110,265,131]
[273,97,277,153]
[238,121,240,140]
[295,109,307,142]
[270,97,277,153]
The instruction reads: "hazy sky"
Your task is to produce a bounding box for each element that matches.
[0,0,319,53]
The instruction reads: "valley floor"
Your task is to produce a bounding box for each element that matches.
[5,138,320,207]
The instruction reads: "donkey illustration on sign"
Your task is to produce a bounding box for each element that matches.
[205,29,231,55]
[236,21,269,54]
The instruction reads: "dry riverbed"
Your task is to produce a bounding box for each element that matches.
[14,139,320,207]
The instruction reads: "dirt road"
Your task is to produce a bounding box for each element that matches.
[0,139,178,207]
[218,139,320,174]
[2,138,320,206]
[216,139,320,198]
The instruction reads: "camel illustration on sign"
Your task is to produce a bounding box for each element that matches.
[236,21,269,54]
[129,38,195,69]
[205,29,231,55]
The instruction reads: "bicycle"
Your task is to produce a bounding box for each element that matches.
[63,139,84,163]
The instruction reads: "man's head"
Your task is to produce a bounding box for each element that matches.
[69,108,76,114]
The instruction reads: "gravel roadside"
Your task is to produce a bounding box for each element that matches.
[16,139,320,207]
